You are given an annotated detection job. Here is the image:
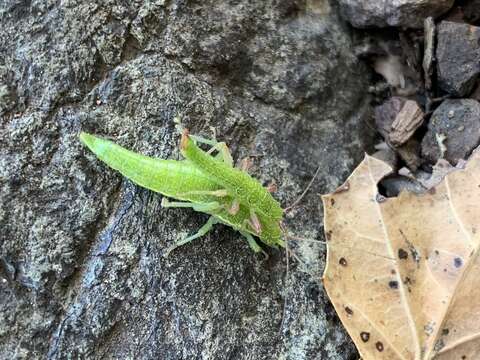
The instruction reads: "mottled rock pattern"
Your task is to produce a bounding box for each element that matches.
[436,21,480,97]
[0,1,373,359]
[422,99,480,165]
[375,96,406,139]
[337,0,454,29]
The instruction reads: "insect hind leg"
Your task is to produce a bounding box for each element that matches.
[161,198,221,212]
[164,216,219,257]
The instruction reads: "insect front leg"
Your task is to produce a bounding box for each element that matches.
[227,199,240,215]
[208,142,234,167]
[248,209,262,235]
[240,230,268,259]
[239,157,252,172]
[174,117,230,163]
[164,216,220,256]
[178,127,234,167]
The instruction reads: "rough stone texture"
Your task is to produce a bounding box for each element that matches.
[436,21,480,97]
[375,96,406,139]
[421,99,480,165]
[459,0,480,23]
[0,1,373,359]
[337,0,454,29]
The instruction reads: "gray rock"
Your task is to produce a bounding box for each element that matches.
[374,98,424,170]
[375,96,407,139]
[461,0,480,23]
[373,147,399,170]
[0,1,373,359]
[396,138,423,171]
[436,21,480,97]
[338,0,454,29]
[421,99,480,164]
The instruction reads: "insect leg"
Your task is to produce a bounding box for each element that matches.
[209,142,233,167]
[174,117,222,150]
[239,230,268,259]
[180,126,233,167]
[239,157,252,172]
[227,199,240,215]
[161,198,221,212]
[176,189,229,197]
[239,214,262,236]
[164,216,219,256]
[249,209,262,235]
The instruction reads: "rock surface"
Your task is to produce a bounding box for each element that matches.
[337,0,454,29]
[436,21,480,97]
[374,97,422,170]
[0,1,373,359]
[459,0,480,23]
[375,97,406,139]
[422,99,480,165]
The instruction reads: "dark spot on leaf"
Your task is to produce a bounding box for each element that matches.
[442,328,449,336]
[435,250,439,255]
[472,227,477,234]
[454,257,463,268]
[360,332,370,342]
[462,355,467,359]
[330,198,335,206]
[434,339,445,352]
[339,257,348,267]
[390,269,396,275]
[375,341,384,352]
[345,306,353,316]
[398,248,408,260]
[388,280,399,289]
[428,187,436,195]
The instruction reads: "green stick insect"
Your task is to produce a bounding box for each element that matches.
[79,121,290,256]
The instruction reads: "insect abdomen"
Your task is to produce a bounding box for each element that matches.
[79,132,221,200]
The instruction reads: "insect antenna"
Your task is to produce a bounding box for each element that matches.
[279,222,290,334]
[283,165,322,214]
[279,224,313,334]
[279,165,322,334]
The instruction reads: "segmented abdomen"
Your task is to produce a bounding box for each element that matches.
[80,132,221,202]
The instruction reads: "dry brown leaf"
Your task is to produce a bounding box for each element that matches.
[322,150,480,360]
